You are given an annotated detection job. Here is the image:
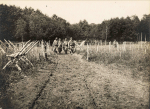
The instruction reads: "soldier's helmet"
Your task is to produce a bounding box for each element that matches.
[55,37,58,40]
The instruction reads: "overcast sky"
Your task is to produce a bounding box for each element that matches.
[1,1,149,24]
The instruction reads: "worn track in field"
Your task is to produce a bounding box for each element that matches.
[32,53,149,109]
[9,52,149,109]
[29,55,59,109]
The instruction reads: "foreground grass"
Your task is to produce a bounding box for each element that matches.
[0,45,48,108]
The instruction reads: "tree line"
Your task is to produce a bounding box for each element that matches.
[0,4,149,42]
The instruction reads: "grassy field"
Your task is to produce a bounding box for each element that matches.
[76,42,150,82]
[0,41,149,108]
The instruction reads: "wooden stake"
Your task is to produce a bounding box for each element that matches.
[87,44,89,61]
[104,40,106,52]
[100,40,102,46]
[141,33,142,48]
[47,42,50,55]
[130,42,131,50]
[117,42,119,51]
[97,43,99,52]
[123,42,126,51]
[145,48,146,54]
[120,51,121,58]
[141,33,142,41]
[100,40,102,51]
[49,40,51,46]
[131,43,133,55]
[41,40,45,57]
[109,41,111,52]
[95,40,97,51]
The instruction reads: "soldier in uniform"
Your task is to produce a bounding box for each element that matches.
[63,38,68,54]
[68,37,76,54]
[113,39,117,48]
[52,37,58,53]
[57,38,62,54]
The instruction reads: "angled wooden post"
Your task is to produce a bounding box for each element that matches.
[4,39,12,49]
[0,46,5,54]
[0,40,8,52]
[15,61,21,71]
[8,40,17,52]
[22,56,33,67]
[2,40,38,71]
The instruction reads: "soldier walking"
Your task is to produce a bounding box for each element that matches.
[63,38,68,54]
[52,37,58,53]
[68,37,75,54]
[57,38,62,54]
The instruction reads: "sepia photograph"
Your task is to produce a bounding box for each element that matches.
[0,1,149,109]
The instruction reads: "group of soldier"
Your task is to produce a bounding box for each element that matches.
[52,37,76,54]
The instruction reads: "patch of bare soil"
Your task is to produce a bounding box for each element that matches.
[7,53,149,109]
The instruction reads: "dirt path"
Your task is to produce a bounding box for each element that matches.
[33,53,149,109]
[9,53,149,109]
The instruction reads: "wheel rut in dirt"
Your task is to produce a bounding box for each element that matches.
[29,75,51,109]
[83,75,98,108]
[29,55,59,109]
[32,54,100,109]
[57,54,98,109]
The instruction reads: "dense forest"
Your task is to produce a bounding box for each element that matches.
[0,4,149,42]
